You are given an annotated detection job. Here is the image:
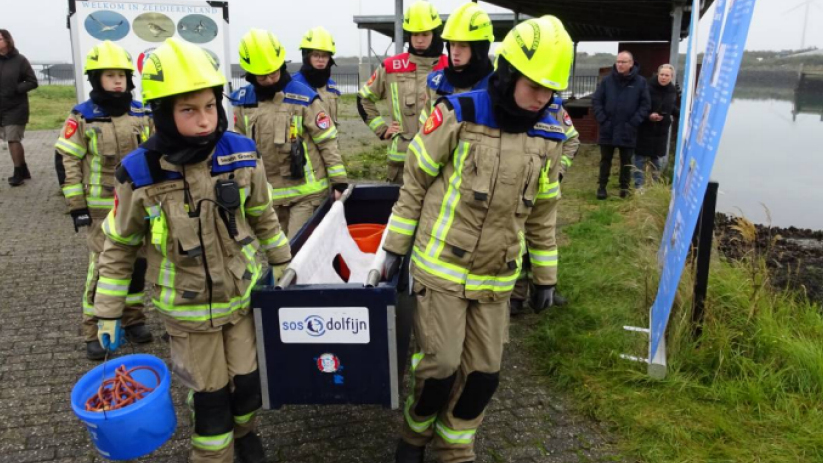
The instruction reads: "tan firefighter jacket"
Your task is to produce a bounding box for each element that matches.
[547,95,580,176]
[383,90,566,301]
[293,71,342,124]
[231,80,347,206]
[425,71,579,177]
[94,132,291,332]
[55,100,152,213]
[357,52,448,164]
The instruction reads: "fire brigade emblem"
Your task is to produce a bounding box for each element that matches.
[423,107,443,134]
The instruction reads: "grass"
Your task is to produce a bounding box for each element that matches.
[343,143,387,180]
[27,85,77,130]
[533,183,823,462]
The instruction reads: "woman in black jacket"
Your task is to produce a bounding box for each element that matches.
[0,30,38,186]
[634,64,679,188]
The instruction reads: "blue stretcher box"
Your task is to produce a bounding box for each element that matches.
[252,185,414,409]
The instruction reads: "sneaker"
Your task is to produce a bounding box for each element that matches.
[596,187,607,200]
[235,432,266,463]
[125,324,153,344]
[20,163,31,180]
[86,341,106,361]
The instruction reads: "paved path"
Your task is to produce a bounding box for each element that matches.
[0,128,622,462]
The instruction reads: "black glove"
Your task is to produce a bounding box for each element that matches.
[71,208,92,232]
[381,250,402,281]
[532,285,555,314]
[332,183,348,193]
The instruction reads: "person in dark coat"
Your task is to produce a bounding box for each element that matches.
[634,64,680,188]
[0,29,38,186]
[592,51,650,199]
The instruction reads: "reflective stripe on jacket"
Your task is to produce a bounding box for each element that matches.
[383,90,564,301]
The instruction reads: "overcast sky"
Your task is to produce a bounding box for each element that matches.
[5,0,819,64]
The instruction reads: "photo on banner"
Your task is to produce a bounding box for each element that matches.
[67,0,232,123]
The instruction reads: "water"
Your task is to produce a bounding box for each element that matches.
[712,97,823,230]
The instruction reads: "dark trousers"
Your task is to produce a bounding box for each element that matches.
[598,145,634,189]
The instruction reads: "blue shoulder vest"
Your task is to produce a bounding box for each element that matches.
[444,90,567,142]
[229,80,319,107]
[74,99,149,120]
[427,70,492,96]
[292,72,342,96]
[122,132,258,188]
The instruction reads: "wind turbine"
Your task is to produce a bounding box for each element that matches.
[785,0,821,50]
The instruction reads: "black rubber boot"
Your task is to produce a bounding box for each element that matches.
[509,298,530,316]
[20,163,31,179]
[596,187,607,200]
[7,167,24,186]
[235,432,266,463]
[125,324,153,344]
[620,189,630,198]
[86,341,106,361]
[395,439,425,463]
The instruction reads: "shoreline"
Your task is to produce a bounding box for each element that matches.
[715,212,823,308]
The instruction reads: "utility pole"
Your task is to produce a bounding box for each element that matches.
[785,0,818,50]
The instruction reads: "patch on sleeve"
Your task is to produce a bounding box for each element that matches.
[315,111,331,130]
[63,119,78,139]
[563,112,573,126]
[113,190,119,217]
[423,107,443,135]
[367,71,377,86]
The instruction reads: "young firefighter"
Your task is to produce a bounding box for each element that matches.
[55,41,153,360]
[293,26,342,124]
[232,29,347,237]
[93,38,291,463]
[357,0,448,184]
[510,89,580,316]
[381,17,574,463]
[425,2,494,103]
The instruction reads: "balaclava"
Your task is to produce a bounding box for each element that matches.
[144,86,228,165]
[88,70,135,117]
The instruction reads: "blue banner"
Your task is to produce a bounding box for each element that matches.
[650,0,757,360]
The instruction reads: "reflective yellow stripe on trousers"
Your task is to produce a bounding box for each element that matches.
[404,352,437,433]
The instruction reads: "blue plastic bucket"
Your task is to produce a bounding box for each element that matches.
[71,354,177,460]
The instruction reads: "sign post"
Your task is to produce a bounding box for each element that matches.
[621,0,757,376]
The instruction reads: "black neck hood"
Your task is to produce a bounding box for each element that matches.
[88,70,135,117]
[487,57,550,134]
[407,28,444,58]
[245,64,291,101]
[145,87,228,166]
[299,49,335,89]
[443,41,492,90]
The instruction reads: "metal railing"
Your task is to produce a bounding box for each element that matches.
[229,72,360,94]
[559,75,599,100]
[32,64,76,86]
[33,64,361,94]
[35,63,602,102]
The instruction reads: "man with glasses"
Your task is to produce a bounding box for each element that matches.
[592,51,650,199]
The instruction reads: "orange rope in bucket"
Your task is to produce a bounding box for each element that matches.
[85,365,160,412]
